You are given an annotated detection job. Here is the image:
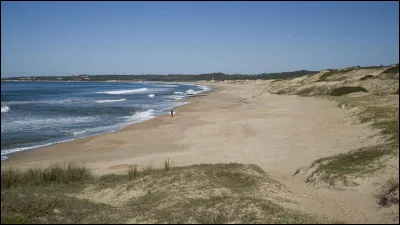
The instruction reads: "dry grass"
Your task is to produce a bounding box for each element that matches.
[127,165,139,179]
[164,158,172,171]
[1,162,334,224]
[377,177,399,207]
[305,145,389,185]
[302,95,398,186]
[1,162,92,189]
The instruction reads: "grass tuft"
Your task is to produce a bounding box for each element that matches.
[141,164,154,176]
[164,158,172,171]
[128,165,139,179]
[1,214,31,224]
[1,163,92,189]
[377,177,399,207]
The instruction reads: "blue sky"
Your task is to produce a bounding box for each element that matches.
[1,1,399,77]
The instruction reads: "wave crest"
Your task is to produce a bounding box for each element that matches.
[96,88,148,95]
[95,99,126,103]
[1,106,10,113]
[72,129,88,136]
[125,109,155,123]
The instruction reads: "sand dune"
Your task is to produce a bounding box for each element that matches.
[2,81,396,223]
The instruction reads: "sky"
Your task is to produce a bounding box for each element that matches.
[1,1,399,77]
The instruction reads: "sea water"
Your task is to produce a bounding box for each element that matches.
[1,81,211,160]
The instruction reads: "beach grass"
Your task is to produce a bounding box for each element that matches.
[377,176,399,207]
[1,162,333,224]
[302,94,398,187]
[1,162,92,189]
[330,86,368,96]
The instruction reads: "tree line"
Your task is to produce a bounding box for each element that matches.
[2,70,319,82]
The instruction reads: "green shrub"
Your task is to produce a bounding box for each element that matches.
[330,86,368,96]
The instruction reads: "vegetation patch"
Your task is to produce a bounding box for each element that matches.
[330,86,368,96]
[359,75,374,80]
[296,93,398,190]
[306,145,389,185]
[377,177,399,207]
[2,162,334,224]
[317,71,336,82]
[1,163,92,189]
[1,185,122,224]
[381,64,399,75]
[128,195,327,224]
[317,68,355,82]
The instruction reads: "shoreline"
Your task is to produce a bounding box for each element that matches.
[1,81,378,176]
[1,81,214,162]
[2,80,394,223]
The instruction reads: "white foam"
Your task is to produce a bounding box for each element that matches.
[96,88,148,95]
[95,99,126,103]
[198,85,211,92]
[1,139,72,157]
[6,116,98,128]
[125,109,155,123]
[185,85,211,96]
[148,94,155,98]
[169,95,185,100]
[156,84,179,87]
[186,89,197,95]
[3,99,86,105]
[186,89,202,95]
[139,101,190,113]
[72,129,88,136]
[1,106,10,113]
[173,91,184,94]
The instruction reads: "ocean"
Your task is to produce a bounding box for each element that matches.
[1,81,211,160]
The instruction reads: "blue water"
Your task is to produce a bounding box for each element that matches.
[1,81,210,160]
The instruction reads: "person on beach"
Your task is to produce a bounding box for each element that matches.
[170,109,174,117]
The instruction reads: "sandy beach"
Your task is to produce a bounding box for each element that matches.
[1,81,394,223]
[2,81,379,173]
